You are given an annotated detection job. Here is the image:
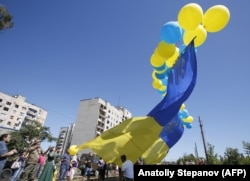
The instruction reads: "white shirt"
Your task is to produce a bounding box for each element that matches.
[121,160,134,179]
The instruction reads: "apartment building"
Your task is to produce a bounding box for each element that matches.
[56,123,75,155]
[70,97,132,155]
[0,91,47,134]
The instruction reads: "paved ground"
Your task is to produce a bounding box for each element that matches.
[73,175,119,181]
[73,170,119,181]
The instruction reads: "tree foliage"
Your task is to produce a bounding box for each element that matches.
[174,141,250,165]
[176,153,196,164]
[0,4,13,30]
[8,121,57,152]
[242,141,250,157]
[206,143,221,164]
[222,147,242,165]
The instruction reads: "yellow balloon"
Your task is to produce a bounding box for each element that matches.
[202,5,230,33]
[166,47,180,66]
[158,85,166,91]
[152,79,162,89]
[183,116,194,123]
[178,3,203,30]
[180,103,185,110]
[165,60,174,68]
[69,145,78,156]
[155,41,176,60]
[150,53,165,67]
[183,24,207,47]
[152,70,157,80]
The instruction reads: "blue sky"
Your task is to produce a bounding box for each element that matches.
[1,0,249,161]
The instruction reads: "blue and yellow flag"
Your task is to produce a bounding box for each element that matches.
[76,40,197,166]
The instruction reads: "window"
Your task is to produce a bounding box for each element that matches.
[15,104,19,108]
[10,116,14,119]
[3,107,9,111]
[7,121,11,125]
[6,101,11,105]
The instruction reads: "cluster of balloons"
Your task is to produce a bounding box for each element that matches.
[150,3,230,128]
[178,104,194,129]
[151,3,230,97]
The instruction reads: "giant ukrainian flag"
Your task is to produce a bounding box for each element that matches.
[76,40,197,166]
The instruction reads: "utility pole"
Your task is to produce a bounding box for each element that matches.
[194,142,199,162]
[198,116,209,164]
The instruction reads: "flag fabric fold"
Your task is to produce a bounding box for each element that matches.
[76,116,163,166]
[147,40,197,126]
[76,40,197,165]
[142,115,184,164]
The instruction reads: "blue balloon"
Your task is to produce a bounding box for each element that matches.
[182,122,192,129]
[155,71,166,80]
[153,63,166,72]
[157,89,166,95]
[180,109,189,118]
[161,77,168,86]
[161,21,183,44]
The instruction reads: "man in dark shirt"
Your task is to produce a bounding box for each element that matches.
[84,152,93,180]
[58,148,71,181]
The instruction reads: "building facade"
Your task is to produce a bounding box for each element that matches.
[0,91,47,134]
[56,123,75,155]
[70,97,132,155]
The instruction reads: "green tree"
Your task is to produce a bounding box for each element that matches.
[242,141,250,157]
[177,153,196,164]
[206,143,221,164]
[0,4,13,30]
[8,120,57,152]
[240,156,250,164]
[222,147,242,165]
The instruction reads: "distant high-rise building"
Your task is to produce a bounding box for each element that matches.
[70,97,132,155]
[56,123,75,155]
[0,91,47,134]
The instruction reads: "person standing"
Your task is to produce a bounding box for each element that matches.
[38,146,58,181]
[35,151,46,178]
[19,139,41,181]
[120,155,134,181]
[97,157,106,181]
[84,152,93,181]
[0,133,17,171]
[66,159,78,181]
[58,148,71,181]
[11,151,28,181]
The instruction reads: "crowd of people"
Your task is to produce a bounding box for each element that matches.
[0,133,135,181]
[0,133,80,181]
